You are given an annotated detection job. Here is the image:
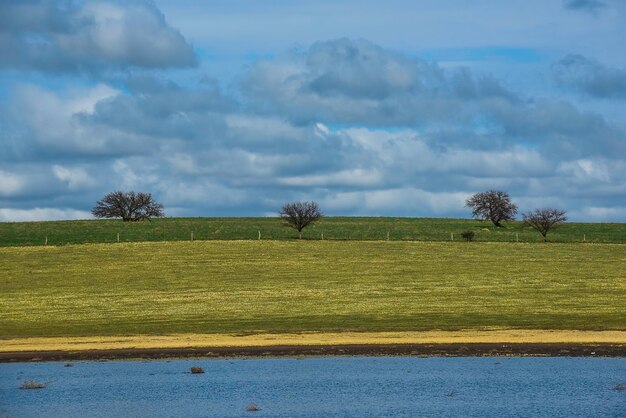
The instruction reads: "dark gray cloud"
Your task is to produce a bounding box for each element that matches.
[87,76,234,141]
[563,0,607,13]
[552,54,626,99]
[241,38,518,127]
[486,98,626,159]
[0,0,196,72]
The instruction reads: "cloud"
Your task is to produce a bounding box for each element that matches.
[1,37,625,222]
[278,169,384,188]
[241,38,518,127]
[3,83,154,159]
[242,39,626,160]
[487,98,626,158]
[0,170,25,197]
[0,207,92,222]
[0,0,196,72]
[552,54,626,99]
[563,0,607,14]
[52,165,96,190]
[87,76,234,141]
[575,206,626,221]
[322,188,469,217]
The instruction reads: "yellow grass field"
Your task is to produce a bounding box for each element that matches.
[1,240,624,353]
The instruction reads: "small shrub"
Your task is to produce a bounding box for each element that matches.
[246,403,261,412]
[190,366,205,374]
[20,380,46,390]
[460,231,475,242]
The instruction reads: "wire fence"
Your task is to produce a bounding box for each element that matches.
[1,223,625,247]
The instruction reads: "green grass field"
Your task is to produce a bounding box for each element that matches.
[1,217,625,246]
[1,240,624,338]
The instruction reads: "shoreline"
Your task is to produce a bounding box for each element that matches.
[1,330,625,362]
[1,343,626,362]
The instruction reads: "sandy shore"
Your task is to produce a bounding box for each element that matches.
[1,330,624,362]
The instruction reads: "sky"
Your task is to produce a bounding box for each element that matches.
[0,0,625,222]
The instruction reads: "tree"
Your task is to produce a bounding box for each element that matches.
[279,201,322,239]
[522,208,567,242]
[465,190,518,227]
[92,191,164,222]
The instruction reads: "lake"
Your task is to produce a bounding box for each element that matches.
[1,357,624,417]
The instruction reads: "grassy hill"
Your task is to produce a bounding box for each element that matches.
[1,240,624,338]
[1,217,625,246]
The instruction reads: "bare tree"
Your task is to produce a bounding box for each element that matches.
[522,208,567,242]
[92,191,164,222]
[279,201,322,239]
[465,190,518,227]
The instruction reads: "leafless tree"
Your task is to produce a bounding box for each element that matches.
[92,191,164,222]
[465,190,518,227]
[279,201,322,239]
[522,208,567,241]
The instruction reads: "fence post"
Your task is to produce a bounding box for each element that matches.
[45,236,48,246]
[516,232,519,242]
[321,232,324,240]
[583,234,586,242]
[191,231,194,241]
[117,232,120,243]
[451,233,454,241]
[258,230,261,240]
[387,231,390,241]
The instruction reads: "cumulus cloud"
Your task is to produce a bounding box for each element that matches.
[52,165,96,190]
[576,206,626,221]
[321,188,469,217]
[0,170,25,197]
[0,0,196,72]
[242,38,518,126]
[87,76,234,141]
[0,37,625,222]
[0,207,92,222]
[4,83,154,158]
[242,39,626,160]
[552,54,626,99]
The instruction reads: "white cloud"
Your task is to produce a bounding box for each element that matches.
[279,168,383,187]
[557,159,611,183]
[112,159,160,190]
[0,170,24,197]
[52,165,96,190]
[0,208,92,222]
[440,148,550,177]
[573,206,626,222]
[323,188,468,216]
[9,83,151,156]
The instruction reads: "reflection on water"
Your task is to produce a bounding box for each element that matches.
[1,357,624,417]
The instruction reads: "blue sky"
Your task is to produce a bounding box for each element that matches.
[1,0,625,221]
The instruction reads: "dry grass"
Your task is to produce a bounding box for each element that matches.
[2,330,625,353]
[19,380,46,390]
[246,403,261,412]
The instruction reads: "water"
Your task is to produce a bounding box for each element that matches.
[1,357,624,417]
